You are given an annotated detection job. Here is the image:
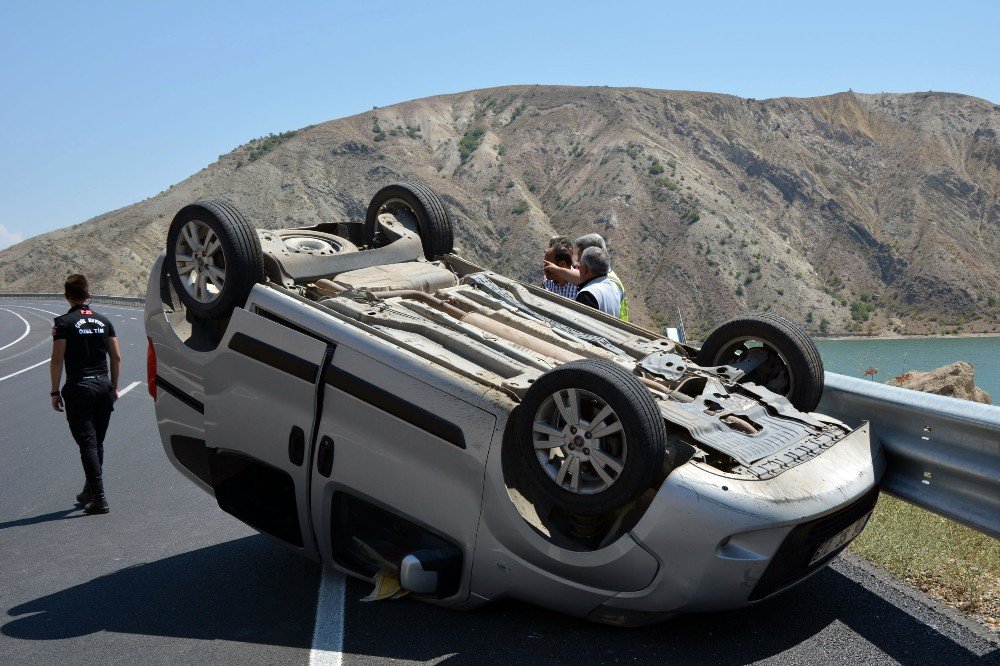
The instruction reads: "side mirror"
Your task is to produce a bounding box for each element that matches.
[400,554,438,594]
[399,547,462,596]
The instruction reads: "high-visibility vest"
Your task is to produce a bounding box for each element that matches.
[577,275,623,318]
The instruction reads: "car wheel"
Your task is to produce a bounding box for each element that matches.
[697,313,824,412]
[166,199,265,320]
[364,182,454,259]
[514,360,667,516]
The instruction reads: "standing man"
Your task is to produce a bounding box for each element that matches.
[574,247,622,317]
[50,274,121,515]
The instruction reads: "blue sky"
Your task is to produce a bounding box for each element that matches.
[0,0,996,249]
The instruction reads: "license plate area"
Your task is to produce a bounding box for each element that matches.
[809,513,870,565]
[748,488,879,601]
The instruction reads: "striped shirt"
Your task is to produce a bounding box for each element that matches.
[542,279,579,300]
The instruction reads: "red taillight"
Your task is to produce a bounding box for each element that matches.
[147,336,157,399]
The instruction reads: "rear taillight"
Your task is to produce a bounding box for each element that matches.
[147,336,157,399]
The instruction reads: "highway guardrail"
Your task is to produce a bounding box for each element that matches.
[820,372,1000,540]
[0,293,145,307]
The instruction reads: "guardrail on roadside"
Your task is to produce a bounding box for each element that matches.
[819,372,1000,540]
[0,293,145,307]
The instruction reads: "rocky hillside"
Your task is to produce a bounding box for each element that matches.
[1,85,997,336]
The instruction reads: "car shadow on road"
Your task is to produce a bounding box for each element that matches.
[2,534,320,649]
[340,563,996,665]
[3,537,994,663]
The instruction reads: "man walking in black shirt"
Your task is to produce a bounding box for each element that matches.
[49,274,121,515]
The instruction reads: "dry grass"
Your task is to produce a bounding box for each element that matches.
[849,494,1000,630]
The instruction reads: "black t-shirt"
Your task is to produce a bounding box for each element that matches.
[52,305,117,378]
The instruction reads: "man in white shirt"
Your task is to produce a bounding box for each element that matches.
[574,246,622,317]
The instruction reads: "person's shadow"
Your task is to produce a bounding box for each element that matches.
[3,535,995,664]
[0,508,85,530]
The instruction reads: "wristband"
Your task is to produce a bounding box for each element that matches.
[50,390,60,397]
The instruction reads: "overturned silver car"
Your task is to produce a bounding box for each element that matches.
[145,182,883,626]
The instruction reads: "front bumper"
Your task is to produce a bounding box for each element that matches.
[471,420,882,623]
[590,422,883,623]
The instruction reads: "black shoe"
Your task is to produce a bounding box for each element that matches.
[84,495,109,515]
[76,484,94,505]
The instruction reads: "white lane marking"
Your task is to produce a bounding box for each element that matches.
[0,359,48,382]
[0,309,31,351]
[8,304,60,316]
[118,380,142,397]
[310,569,346,666]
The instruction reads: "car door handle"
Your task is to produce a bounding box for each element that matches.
[317,436,334,477]
[288,426,305,466]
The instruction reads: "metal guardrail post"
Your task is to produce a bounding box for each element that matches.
[819,372,1000,539]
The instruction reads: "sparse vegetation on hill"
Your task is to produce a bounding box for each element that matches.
[458,127,486,164]
[371,117,386,142]
[245,130,300,161]
[1,85,997,336]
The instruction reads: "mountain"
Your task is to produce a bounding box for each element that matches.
[1,85,997,337]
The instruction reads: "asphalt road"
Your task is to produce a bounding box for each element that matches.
[0,300,996,665]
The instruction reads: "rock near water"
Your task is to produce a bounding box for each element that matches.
[888,360,992,404]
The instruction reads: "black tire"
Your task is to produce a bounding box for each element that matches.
[364,182,454,259]
[697,312,824,412]
[513,360,667,515]
[165,199,265,320]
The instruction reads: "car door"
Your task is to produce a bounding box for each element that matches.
[203,305,329,556]
[310,340,497,599]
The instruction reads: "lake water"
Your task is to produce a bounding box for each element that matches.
[814,337,999,400]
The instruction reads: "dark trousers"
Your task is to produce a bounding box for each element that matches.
[62,377,115,496]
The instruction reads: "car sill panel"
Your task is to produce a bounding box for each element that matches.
[228,331,320,383]
[323,365,467,449]
[155,374,205,414]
